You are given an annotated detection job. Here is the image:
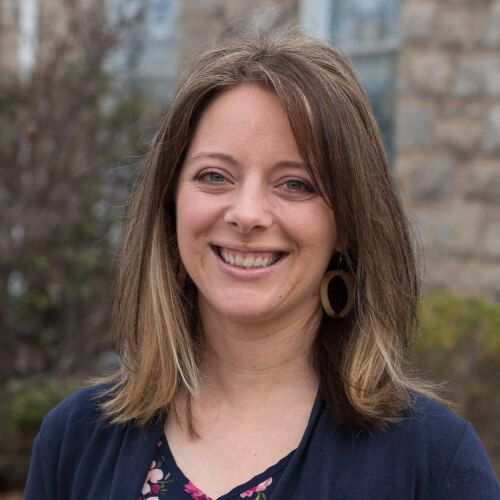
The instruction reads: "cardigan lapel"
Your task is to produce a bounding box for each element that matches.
[270,390,328,499]
[109,417,165,499]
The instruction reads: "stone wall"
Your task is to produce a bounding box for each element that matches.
[178,0,298,66]
[177,0,500,299]
[396,0,500,299]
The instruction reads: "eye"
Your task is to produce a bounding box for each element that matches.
[196,171,227,185]
[280,178,315,196]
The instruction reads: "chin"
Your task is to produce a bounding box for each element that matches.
[204,294,280,324]
[221,303,274,321]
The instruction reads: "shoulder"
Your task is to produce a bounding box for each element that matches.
[38,383,110,440]
[26,384,163,499]
[401,394,499,497]
[310,393,499,498]
[318,393,470,456]
[26,384,117,498]
[372,394,491,472]
[399,393,469,448]
[33,383,122,477]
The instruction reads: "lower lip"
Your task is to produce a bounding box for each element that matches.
[211,247,287,280]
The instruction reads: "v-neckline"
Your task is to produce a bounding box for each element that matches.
[159,390,325,499]
[161,431,295,499]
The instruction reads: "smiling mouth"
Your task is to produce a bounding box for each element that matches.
[213,246,285,269]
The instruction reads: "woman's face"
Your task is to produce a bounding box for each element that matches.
[176,84,337,325]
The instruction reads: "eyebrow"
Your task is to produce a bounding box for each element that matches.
[188,151,306,170]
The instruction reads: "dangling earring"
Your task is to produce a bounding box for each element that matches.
[320,254,354,318]
[177,260,186,289]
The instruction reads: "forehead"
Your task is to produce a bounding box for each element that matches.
[200,83,285,119]
[185,84,303,163]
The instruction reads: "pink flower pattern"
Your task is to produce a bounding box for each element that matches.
[139,447,173,499]
[240,477,273,498]
[184,480,213,499]
[140,437,279,499]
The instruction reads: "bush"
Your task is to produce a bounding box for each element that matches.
[414,291,500,473]
[0,377,82,490]
[1,291,499,490]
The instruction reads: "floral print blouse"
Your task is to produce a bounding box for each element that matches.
[139,435,294,500]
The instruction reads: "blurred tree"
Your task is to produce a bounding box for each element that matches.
[0,0,151,383]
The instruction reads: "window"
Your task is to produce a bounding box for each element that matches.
[331,0,402,158]
[300,0,403,158]
[106,0,179,101]
[19,0,38,78]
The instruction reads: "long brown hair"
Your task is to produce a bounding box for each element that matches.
[99,30,441,429]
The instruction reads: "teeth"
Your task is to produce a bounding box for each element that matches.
[219,247,280,268]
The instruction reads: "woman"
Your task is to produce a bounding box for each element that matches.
[25,32,498,499]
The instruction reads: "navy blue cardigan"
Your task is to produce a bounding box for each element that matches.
[25,385,499,499]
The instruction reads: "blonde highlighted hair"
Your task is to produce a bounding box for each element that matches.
[99,30,441,429]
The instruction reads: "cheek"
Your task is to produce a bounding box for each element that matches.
[281,203,337,256]
[175,188,223,252]
[177,194,203,231]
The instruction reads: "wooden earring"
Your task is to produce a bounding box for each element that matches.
[320,269,354,318]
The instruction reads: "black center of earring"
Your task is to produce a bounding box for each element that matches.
[328,275,348,314]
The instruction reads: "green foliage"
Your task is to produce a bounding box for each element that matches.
[0,0,156,491]
[415,291,500,395]
[4,378,81,433]
[414,291,500,473]
[417,292,500,356]
[2,292,499,490]
[0,9,156,382]
[0,378,82,489]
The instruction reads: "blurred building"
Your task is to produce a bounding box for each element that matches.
[178,0,299,63]
[2,0,499,299]
[301,0,500,300]
[180,0,500,301]
[0,0,37,79]
[106,0,179,100]
[396,0,500,300]
[0,0,177,99]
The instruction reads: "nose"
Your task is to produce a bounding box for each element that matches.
[224,180,273,233]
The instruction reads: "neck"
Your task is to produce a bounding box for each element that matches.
[196,299,321,411]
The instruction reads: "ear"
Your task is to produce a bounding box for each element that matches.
[334,243,347,255]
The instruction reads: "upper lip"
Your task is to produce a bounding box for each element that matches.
[212,243,287,254]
